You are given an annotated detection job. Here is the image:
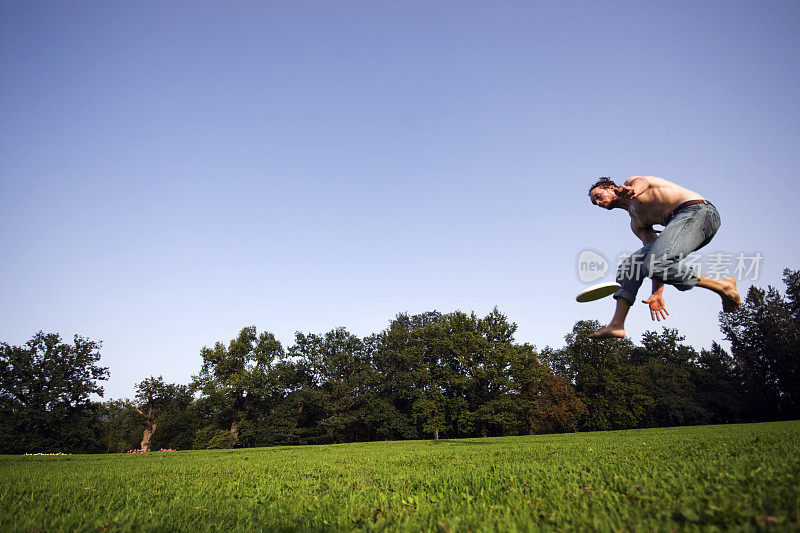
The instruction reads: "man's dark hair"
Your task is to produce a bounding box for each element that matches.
[588,177,617,204]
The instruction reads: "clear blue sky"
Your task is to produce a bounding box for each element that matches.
[2,1,799,400]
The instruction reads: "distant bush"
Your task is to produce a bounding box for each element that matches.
[194,426,238,450]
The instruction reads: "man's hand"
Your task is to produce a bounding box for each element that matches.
[616,177,649,199]
[615,185,637,199]
[642,294,669,321]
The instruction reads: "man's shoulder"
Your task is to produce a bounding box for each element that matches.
[625,175,660,185]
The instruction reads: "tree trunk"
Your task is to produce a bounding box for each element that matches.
[480,422,487,438]
[230,419,240,439]
[434,428,439,440]
[137,407,156,451]
[141,422,156,451]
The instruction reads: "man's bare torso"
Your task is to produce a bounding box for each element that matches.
[627,176,705,228]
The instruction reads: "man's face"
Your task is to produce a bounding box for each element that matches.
[590,187,617,210]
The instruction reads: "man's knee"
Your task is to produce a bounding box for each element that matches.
[643,252,689,281]
[643,253,667,280]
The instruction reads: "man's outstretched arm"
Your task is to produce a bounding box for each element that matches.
[631,220,659,246]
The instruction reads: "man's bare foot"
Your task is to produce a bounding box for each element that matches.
[718,276,741,312]
[588,325,626,339]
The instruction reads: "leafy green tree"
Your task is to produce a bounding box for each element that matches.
[720,268,800,420]
[284,328,374,443]
[413,313,467,438]
[0,332,109,453]
[694,342,745,424]
[193,426,238,449]
[509,345,551,435]
[426,309,519,437]
[191,326,284,443]
[511,344,586,434]
[469,308,520,437]
[295,328,370,443]
[268,339,329,445]
[631,328,707,427]
[357,363,416,441]
[412,393,446,440]
[134,376,193,450]
[369,313,443,440]
[779,268,800,413]
[100,399,143,453]
[557,321,648,430]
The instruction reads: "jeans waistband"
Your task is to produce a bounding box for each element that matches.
[665,199,713,225]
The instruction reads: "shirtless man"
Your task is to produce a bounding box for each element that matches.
[587,176,741,339]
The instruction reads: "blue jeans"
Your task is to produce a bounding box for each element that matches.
[614,203,721,305]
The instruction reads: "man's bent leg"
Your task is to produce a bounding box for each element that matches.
[644,204,720,291]
[614,244,652,305]
[697,275,741,312]
[589,249,649,339]
[589,297,631,339]
[644,204,739,311]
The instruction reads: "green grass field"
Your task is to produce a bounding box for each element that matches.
[1,421,799,532]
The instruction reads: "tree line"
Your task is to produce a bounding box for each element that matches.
[2,269,798,454]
